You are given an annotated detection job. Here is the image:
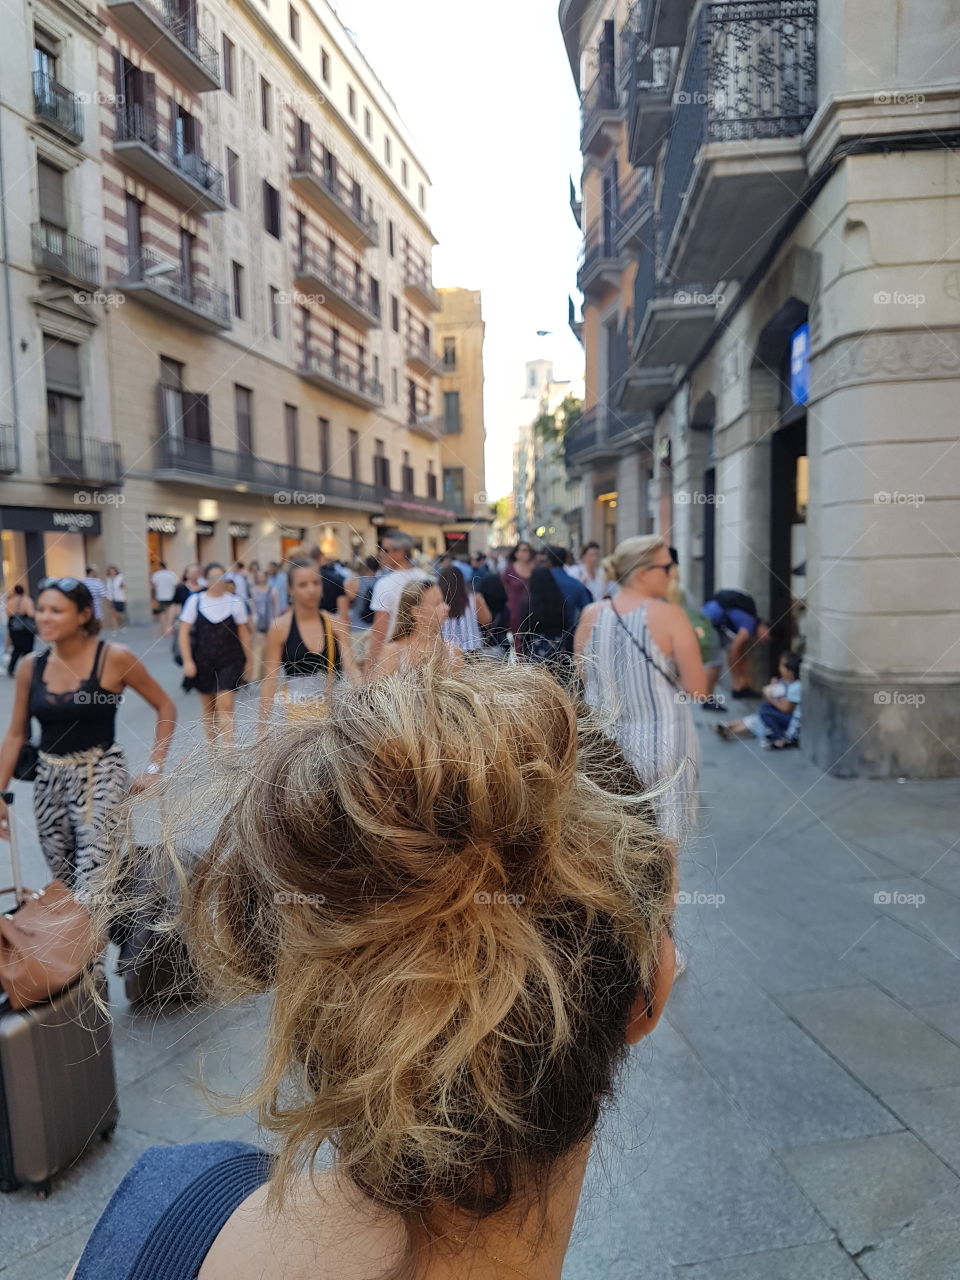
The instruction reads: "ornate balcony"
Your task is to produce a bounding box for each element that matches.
[403,259,441,312]
[114,248,231,332]
[626,34,677,167]
[658,0,818,283]
[153,436,384,511]
[0,424,18,473]
[114,106,226,213]
[32,223,100,289]
[33,71,83,144]
[106,0,220,92]
[289,151,379,249]
[563,407,620,476]
[294,251,381,330]
[298,347,385,409]
[38,432,123,485]
[577,222,621,299]
[405,338,442,377]
[615,167,653,253]
[580,69,620,158]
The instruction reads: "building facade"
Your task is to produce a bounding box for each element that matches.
[435,287,488,554]
[512,359,583,548]
[1,0,453,621]
[561,0,960,777]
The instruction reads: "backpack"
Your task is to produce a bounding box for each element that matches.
[713,589,758,618]
[357,577,377,627]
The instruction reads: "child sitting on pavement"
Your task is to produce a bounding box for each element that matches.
[712,652,801,750]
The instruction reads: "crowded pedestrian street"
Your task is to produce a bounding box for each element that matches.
[0,626,958,1279]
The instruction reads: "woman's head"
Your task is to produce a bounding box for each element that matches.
[204,562,226,588]
[527,566,565,637]
[287,558,322,608]
[393,578,447,640]
[580,542,601,573]
[603,536,674,595]
[437,563,468,621]
[509,541,533,566]
[36,578,98,641]
[12,584,25,597]
[106,565,119,577]
[136,660,673,1252]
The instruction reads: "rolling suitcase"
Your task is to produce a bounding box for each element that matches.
[0,791,119,1195]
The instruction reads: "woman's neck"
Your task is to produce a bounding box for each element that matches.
[54,632,94,661]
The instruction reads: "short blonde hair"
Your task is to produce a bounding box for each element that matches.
[603,535,667,586]
[391,575,437,640]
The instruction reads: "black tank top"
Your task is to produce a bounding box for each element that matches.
[30,641,121,755]
[281,612,341,678]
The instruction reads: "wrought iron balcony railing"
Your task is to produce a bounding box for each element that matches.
[300,347,385,405]
[39,432,123,484]
[295,251,381,325]
[112,0,219,82]
[115,105,225,206]
[580,68,620,148]
[0,424,17,473]
[117,247,231,329]
[32,223,100,288]
[33,71,83,143]
[659,0,817,266]
[290,150,379,246]
[403,259,441,310]
[154,436,384,506]
[564,407,599,465]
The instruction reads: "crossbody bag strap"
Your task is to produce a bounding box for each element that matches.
[609,603,681,690]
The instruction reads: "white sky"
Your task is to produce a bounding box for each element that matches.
[335,0,586,500]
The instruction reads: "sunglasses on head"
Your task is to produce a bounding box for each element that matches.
[39,577,83,593]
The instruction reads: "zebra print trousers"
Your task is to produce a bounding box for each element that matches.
[33,743,129,900]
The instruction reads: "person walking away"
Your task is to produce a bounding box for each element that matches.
[502,541,535,651]
[373,578,460,678]
[365,532,430,675]
[258,561,358,720]
[568,541,607,602]
[83,566,106,622]
[266,561,289,615]
[474,566,510,653]
[250,570,281,682]
[518,567,579,683]
[342,555,381,670]
[178,564,252,744]
[6,585,36,676]
[713,652,802,749]
[575,536,709,843]
[150,562,179,636]
[438,563,489,656]
[103,566,127,632]
[170,565,204,666]
[0,578,175,913]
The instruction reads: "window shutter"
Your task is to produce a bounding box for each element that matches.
[37,161,66,227]
[184,391,211,443]
[143,73,157,143]
[43,335,82,392]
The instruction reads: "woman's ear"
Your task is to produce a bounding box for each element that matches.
[625,931,676,1044]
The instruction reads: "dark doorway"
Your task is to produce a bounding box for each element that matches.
[703,464,716,601]
[769,417,807,661]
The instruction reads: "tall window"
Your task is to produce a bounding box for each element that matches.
[443,337,457,370]
[364,107,372,139]
[318,417,330,475]
[348,428,359,481]
[391,367,399,403]
[298,305,310,358]
[288,4,300,44]
[234,385,253,453]
[269,286,281,338]
[418,183,425,211]
[400,158,408,187]
[427,460,437,499]
[320,46,330,83]
[390,294,399,332]
[225,147,240,208]
[443,467,465,514]
[124,194,142,271]
[347,85,356,118]
[179,228,195,300]
[373,438,389,489]
[263,180,281,237]
[284,403,298,467]
[231,261,244,319]
[43,334,82,449]
[259,75,272,130]
[384,135,392,164]
[222,35,235,94]
[443,390,461,434]
[402,450,414,495]
[37,159,66,242]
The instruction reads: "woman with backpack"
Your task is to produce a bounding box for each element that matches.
[178,564,252,745]
[518,566,576,682]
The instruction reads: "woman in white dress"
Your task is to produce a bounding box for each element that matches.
[574,536,709,842]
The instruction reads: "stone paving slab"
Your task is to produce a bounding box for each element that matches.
[884,1085,960,1175]
[780,984,960,1096]
[777,1131,959,1255]
[857,1184,960,1280]
[916,1000,960,1046]
[673,1239,865,1279]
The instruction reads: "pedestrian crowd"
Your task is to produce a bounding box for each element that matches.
[0,530,802,1277]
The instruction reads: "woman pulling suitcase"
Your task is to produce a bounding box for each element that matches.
[0,578,176,906]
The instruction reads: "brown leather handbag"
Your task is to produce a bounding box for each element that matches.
[0,879,101,1010]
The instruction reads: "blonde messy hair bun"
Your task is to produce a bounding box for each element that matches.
[103,658,673,1255]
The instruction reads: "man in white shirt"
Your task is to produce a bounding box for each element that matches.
[150,562,179,633]
[365,532,429,674]
[567,542,607,602]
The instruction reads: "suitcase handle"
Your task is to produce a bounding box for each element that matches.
[0,791,25,904]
